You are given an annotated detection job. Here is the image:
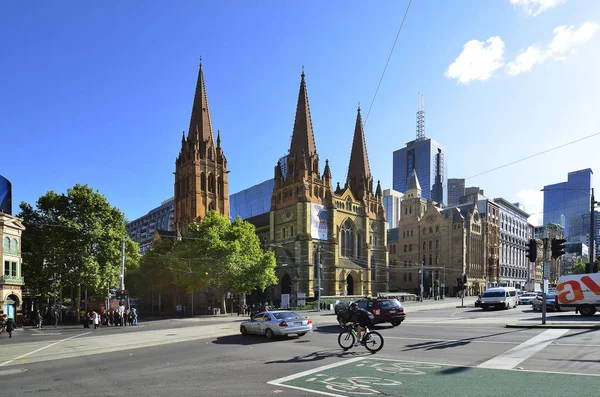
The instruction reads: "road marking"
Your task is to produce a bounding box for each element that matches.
[268,356,365,385]
[386,336,520,345]
[478,329,569,370]
[0,332,91,368]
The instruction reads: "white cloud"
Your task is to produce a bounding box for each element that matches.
[510,0,566,17]
[505,22,598,76]
[445,37,505,84]
[506,45,548,75]
[516,189,544,226]
[549,22,599,55]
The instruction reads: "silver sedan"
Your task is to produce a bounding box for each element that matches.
[240,311,313,339]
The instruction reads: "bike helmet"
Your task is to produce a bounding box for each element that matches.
[348,302,357,310]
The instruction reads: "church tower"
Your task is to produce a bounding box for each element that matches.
[174,61,229,234]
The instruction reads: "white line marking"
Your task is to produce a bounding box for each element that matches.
[267,356,365,385]
[478,329,569,370]
[0,332,91,367]
[386,336,520,345]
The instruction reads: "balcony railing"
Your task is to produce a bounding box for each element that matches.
[0,275,25,284]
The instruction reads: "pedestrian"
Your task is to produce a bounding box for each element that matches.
[37,310,44,329]
[92,311,99,329]
[5,316,15,338]
[0,314,6,335]
[54,307,59,328]
[131,308,138,326]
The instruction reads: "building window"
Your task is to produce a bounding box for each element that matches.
[429,255,432,267]
[371,261,376,282]
[404,245,407,253]
[11,261,17,276]
[436,240,439,249]
[282,228,287,239]
[3,237,9,250]
[4,261,9,276]
[200,172,206,191]
[290,225,294,237]
[408,244,412,252]
[411,230,413,237]
[346,197,352,211]
[341,220,354,258]
[409,207,412,214]
[423,241,426,251]
[429,241,432,250]
[409,273,412,281]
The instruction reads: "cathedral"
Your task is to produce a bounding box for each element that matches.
[172,63,388,304]
[267,71,388,301]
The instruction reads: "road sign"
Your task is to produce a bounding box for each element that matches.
[543,263,550,279]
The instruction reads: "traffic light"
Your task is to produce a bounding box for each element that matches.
[462,274,467,287]
[551,238,566,259]
[526,239,537,262]
[457,277,463,289]
[116,289,129,300]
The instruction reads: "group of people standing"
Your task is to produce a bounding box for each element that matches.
[0,314,16,338]
[81,307,138,329]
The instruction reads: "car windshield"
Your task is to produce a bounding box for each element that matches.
[482,291,505,298]
[379,300,401,308]
[272,311,300,320]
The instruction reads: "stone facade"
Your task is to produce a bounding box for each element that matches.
[174,63,229,233]
[268,72,387,301]
[388,174,485,297]
[0,212,25,325]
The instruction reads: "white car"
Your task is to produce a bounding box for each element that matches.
[518,292,537,304]
[240,310,313,339]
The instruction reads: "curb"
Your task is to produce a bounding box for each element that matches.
[505,323,600,329]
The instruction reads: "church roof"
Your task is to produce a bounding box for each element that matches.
[289,71,317,162]
[187,61,215,144]
[407,169,421,190]
[346,106,371,197]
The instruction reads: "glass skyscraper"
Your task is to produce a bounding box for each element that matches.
[392,138,447,205]
[0,175,11,215]
[543,168,593,244]
[229,178,274,220]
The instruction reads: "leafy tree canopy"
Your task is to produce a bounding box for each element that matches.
[18,184,139,297]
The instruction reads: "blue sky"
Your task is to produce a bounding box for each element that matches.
[1,0,599,225]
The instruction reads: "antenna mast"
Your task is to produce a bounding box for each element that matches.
[416,93,425,141]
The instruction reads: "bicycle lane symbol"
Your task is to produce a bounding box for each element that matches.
[305,374,403,395]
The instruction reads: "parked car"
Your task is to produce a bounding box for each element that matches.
[518,292,537,305]
[532,293,560,312]
[337,298,406,327]
[240,311,312,339]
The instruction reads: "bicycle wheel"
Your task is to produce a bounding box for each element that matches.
[363,331,384,353]
[338,330,355,350]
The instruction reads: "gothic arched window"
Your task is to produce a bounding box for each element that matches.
[429,241,432,250]
[423,241,426,251]
[290,225,294,237]
[346,197,352,211]
[404,245,407,253]
[341,220,354,258]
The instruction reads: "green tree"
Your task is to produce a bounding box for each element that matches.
[172,211,277,314]
[572,263,586,274]
[19,184,140,300]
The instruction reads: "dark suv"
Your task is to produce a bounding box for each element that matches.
[337,298,406,327]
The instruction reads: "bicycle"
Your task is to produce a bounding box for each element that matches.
[338,323,384,353]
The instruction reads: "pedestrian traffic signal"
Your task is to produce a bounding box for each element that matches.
[116,289,129,300]
[551,238,566,259]
[526,239,538,262]
[462,274,467,286]
[457,277,463,289]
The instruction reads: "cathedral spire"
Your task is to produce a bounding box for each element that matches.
[217,130,221,148]
[187,60,215,144]
[289,70,317,166]
[346,105,372,200]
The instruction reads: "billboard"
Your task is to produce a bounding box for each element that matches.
[0,175,11,215]
[310,203,328,240]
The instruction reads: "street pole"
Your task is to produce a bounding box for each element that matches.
[191,290,194,317]
[120,236,125,291]
[542,235,549,325]
[461,274,465,308]
[590,188,595,267]
[316,243,321,311]
[419,261,424,302]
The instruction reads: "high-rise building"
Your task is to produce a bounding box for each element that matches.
[392,100,447,205]
[126,198,175,254]
[0,175,11,215]
[447,178,465,206]
[229,179,275,221]
[543,168,593,246]
[174,62,229,234]
[383,188,404,229]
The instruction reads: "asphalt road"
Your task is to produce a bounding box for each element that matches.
[1,304,598,396]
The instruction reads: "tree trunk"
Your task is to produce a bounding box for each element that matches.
[220,291,227,315]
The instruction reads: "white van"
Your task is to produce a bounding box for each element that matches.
[480,287,518,310]
[556,273,600,316]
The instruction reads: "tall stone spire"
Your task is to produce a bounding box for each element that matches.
[346,105,372,200]
[187,60,214,144]
[289,70,317,167]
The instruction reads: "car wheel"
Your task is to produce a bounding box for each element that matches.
[579,305,597,317]
[390,321,401,327]
[265,328,274,339]
[240,325,248,335]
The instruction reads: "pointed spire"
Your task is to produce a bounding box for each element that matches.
[181,131,185,143]
[376,180,382,197]
[275,159,282,179]
[187,60,215,144]
[324,159,332,182]
[289,70,317,168]
[216,130,221,148]
[346,105,372,200]
[407,169,421,191]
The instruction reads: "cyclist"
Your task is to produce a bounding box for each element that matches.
[347,302,375,346]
